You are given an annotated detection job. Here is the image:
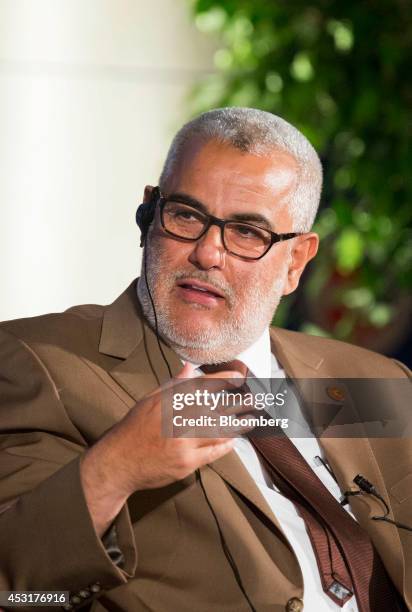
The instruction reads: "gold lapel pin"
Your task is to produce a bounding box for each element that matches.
[326,386,345,402]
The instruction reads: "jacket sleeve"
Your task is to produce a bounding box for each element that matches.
[0,328,137,605]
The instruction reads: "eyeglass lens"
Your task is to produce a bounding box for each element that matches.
[162,200,271,258]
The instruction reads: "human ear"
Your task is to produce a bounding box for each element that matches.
[282,233,319,296]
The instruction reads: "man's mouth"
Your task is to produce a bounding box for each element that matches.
[176,279,225,305]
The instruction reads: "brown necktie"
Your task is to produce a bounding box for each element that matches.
[201,360,402,611]
[249,434,400,611]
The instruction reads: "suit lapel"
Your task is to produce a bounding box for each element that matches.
[99,280,182,402]
[207,446,291,536]
[98,283,405,598]
[269,327,405,597]
[99,282,299,542]
[205,329,330,542]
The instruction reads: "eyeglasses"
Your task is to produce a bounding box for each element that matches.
[154,188,302,260]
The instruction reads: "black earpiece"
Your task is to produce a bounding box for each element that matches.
[135,187,160,247]
[136,186,173,378]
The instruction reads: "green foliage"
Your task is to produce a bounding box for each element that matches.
[189,0,412,343]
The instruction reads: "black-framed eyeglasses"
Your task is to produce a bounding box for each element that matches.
[153,187,303,260]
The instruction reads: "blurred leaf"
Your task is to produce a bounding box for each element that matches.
[335,228,365,273]
[195,7,227,33]
[290,52,314,81]
[300,323,331,337]
[368,304,393,327]
[326,19,354,52]
[189,0,412,349]
[214,48,233,70]
[343,288,374,309]
[265,71,283,93]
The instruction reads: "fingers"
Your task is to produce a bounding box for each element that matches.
[193,435,233,446]
[205,369,245,380]
[195,438,235,465]
[203,370,246,390]
[180,412,257,441]
[176,363,246,382]
[216,403,257,417]
[158,365,246,401]
[154,362,198,396]
[170,376,248,409]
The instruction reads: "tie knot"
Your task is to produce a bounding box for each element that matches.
[201,360,248,378]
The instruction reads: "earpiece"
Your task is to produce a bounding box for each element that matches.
[135,187,160,247]
[136,185,173,378]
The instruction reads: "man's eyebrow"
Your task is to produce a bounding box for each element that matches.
[229,212,273,230]
[168,192,209,213]
[167,191,274,231]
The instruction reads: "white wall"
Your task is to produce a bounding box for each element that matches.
[0,0,215,320]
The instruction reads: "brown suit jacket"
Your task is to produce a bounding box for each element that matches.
[0,280,410,611]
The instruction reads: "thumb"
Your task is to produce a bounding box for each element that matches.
[156,361,200,395]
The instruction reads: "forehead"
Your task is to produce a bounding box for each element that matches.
[164,139,299,224]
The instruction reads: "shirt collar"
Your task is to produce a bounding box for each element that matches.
[236,327,272,379]
[184,328,275,379]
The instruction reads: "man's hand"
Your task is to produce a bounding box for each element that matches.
[80,363,249,537]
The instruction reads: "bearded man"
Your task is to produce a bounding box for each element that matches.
[0,108,410,612]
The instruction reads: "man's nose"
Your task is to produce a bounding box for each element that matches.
[188,225,226,270]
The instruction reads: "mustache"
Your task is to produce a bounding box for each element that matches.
[171,270,235,307]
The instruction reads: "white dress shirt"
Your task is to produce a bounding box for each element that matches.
[234,329,359,612]
[186,328,359,612]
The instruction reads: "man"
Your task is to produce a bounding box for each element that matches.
[0,108,410,612]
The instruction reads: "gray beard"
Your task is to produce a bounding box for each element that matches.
[137,245,288,364]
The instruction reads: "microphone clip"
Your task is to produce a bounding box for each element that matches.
[344,474,412,533]
[353,474,377,495]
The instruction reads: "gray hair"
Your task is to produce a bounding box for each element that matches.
[159,107,323,232]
